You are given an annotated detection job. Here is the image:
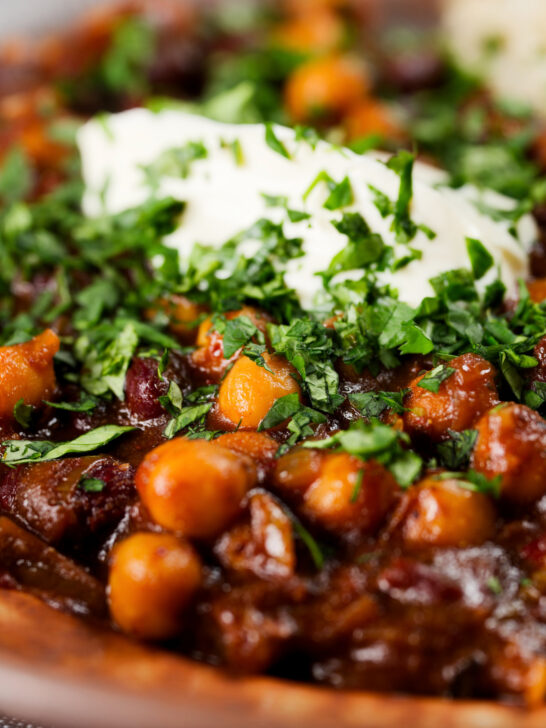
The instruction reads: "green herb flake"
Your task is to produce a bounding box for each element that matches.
[13,399,34,429]
[466,237,494,280]
[265,123,291,159]
[417,364,457,393]
[487,576,503,596]
[79,476,106,493]
[437,429,478,469]
[2,425,136,466]
[324,176,354,211]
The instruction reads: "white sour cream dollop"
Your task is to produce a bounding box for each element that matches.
[78,109,536,309]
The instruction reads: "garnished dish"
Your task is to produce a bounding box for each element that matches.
[2,0,546,721]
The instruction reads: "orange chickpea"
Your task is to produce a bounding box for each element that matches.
[285,54,369,124]
[136,437,256,538]
[282,0,349,13]
[401,477,497,548]
[218,351,301,429]
[191,306,271,382]
[274,447,324,496]
[344,99,404,142]
[149,295,206,344]
[272,10,344,54]
[215,431,279,477]
[472,404,546,504]
[303,453,397,536]
[527,279,546,304]
[403,353,498,442]
[108,532,202,640]
[0,329,60,419]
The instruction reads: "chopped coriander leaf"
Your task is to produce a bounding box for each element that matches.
[437,429,478,469]
[368,184,392,218]
[525,381,546,409]
[258,393,301,430]
[265,123,291,159]
[303,420,422,487]
[222,315,260,359]
[164,403,213,439]
[417,364,457,393]
[79,321,138,400]
[99,17,155,96]
[142,141,208,189]
[0,147,33,205]
[158,380,184,416]
[13,400,34,429]
[487,576,503,596]
[287,209,311,223]
[386,150,417,244]
[324,176,353,211]
[221,138,244,166]
[258,393,326,446]
[290,514,326,569]
[268,319,342,413]
[294,125,320,148]
[304,171,353,210]
[350,468,365,503]
[349,390,408,419]
[261,193,289,208]
[2,425,136,466]
[327,212,385,278]
[436,469,502,498]
[466,237,494,280]
[79,476,106,493]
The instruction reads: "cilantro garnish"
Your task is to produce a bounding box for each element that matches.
[258,393,326,451]
[326,212,385,279]
[221,316,261,359]
[303,420,422,488]
[349,390,408,419]
[1,425,136,466]
[417,364,457,393]
[435,469,502,498]
[304,171,354,210]
[142,141,208,189]
[13,399,33,429]
[160,384,217,439]
[436,429,478,469]
[265,123,291,159]
[466,237,494,280]
[79,476,106,493]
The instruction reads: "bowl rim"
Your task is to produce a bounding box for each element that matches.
[0,589,544,728]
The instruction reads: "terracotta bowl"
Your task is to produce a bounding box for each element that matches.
[0,590,544,728]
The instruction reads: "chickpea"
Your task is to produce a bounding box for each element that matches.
[149,295,206,344]
[108,532,202,640]
[0,329,59,419]
[527,278,546,304]
[218,351,301,429]
[274,447,324,496]
[272,10,344,54]
[282,0,349,14]
[191,306,270,382]
[401,477,497,548]
[403,353,498,442]
[136,437,256,538]
[472,404,546,504]
[344,99,404,142]
[303,453,397,536]
[215,431,279,476]
[285,54,369,124]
